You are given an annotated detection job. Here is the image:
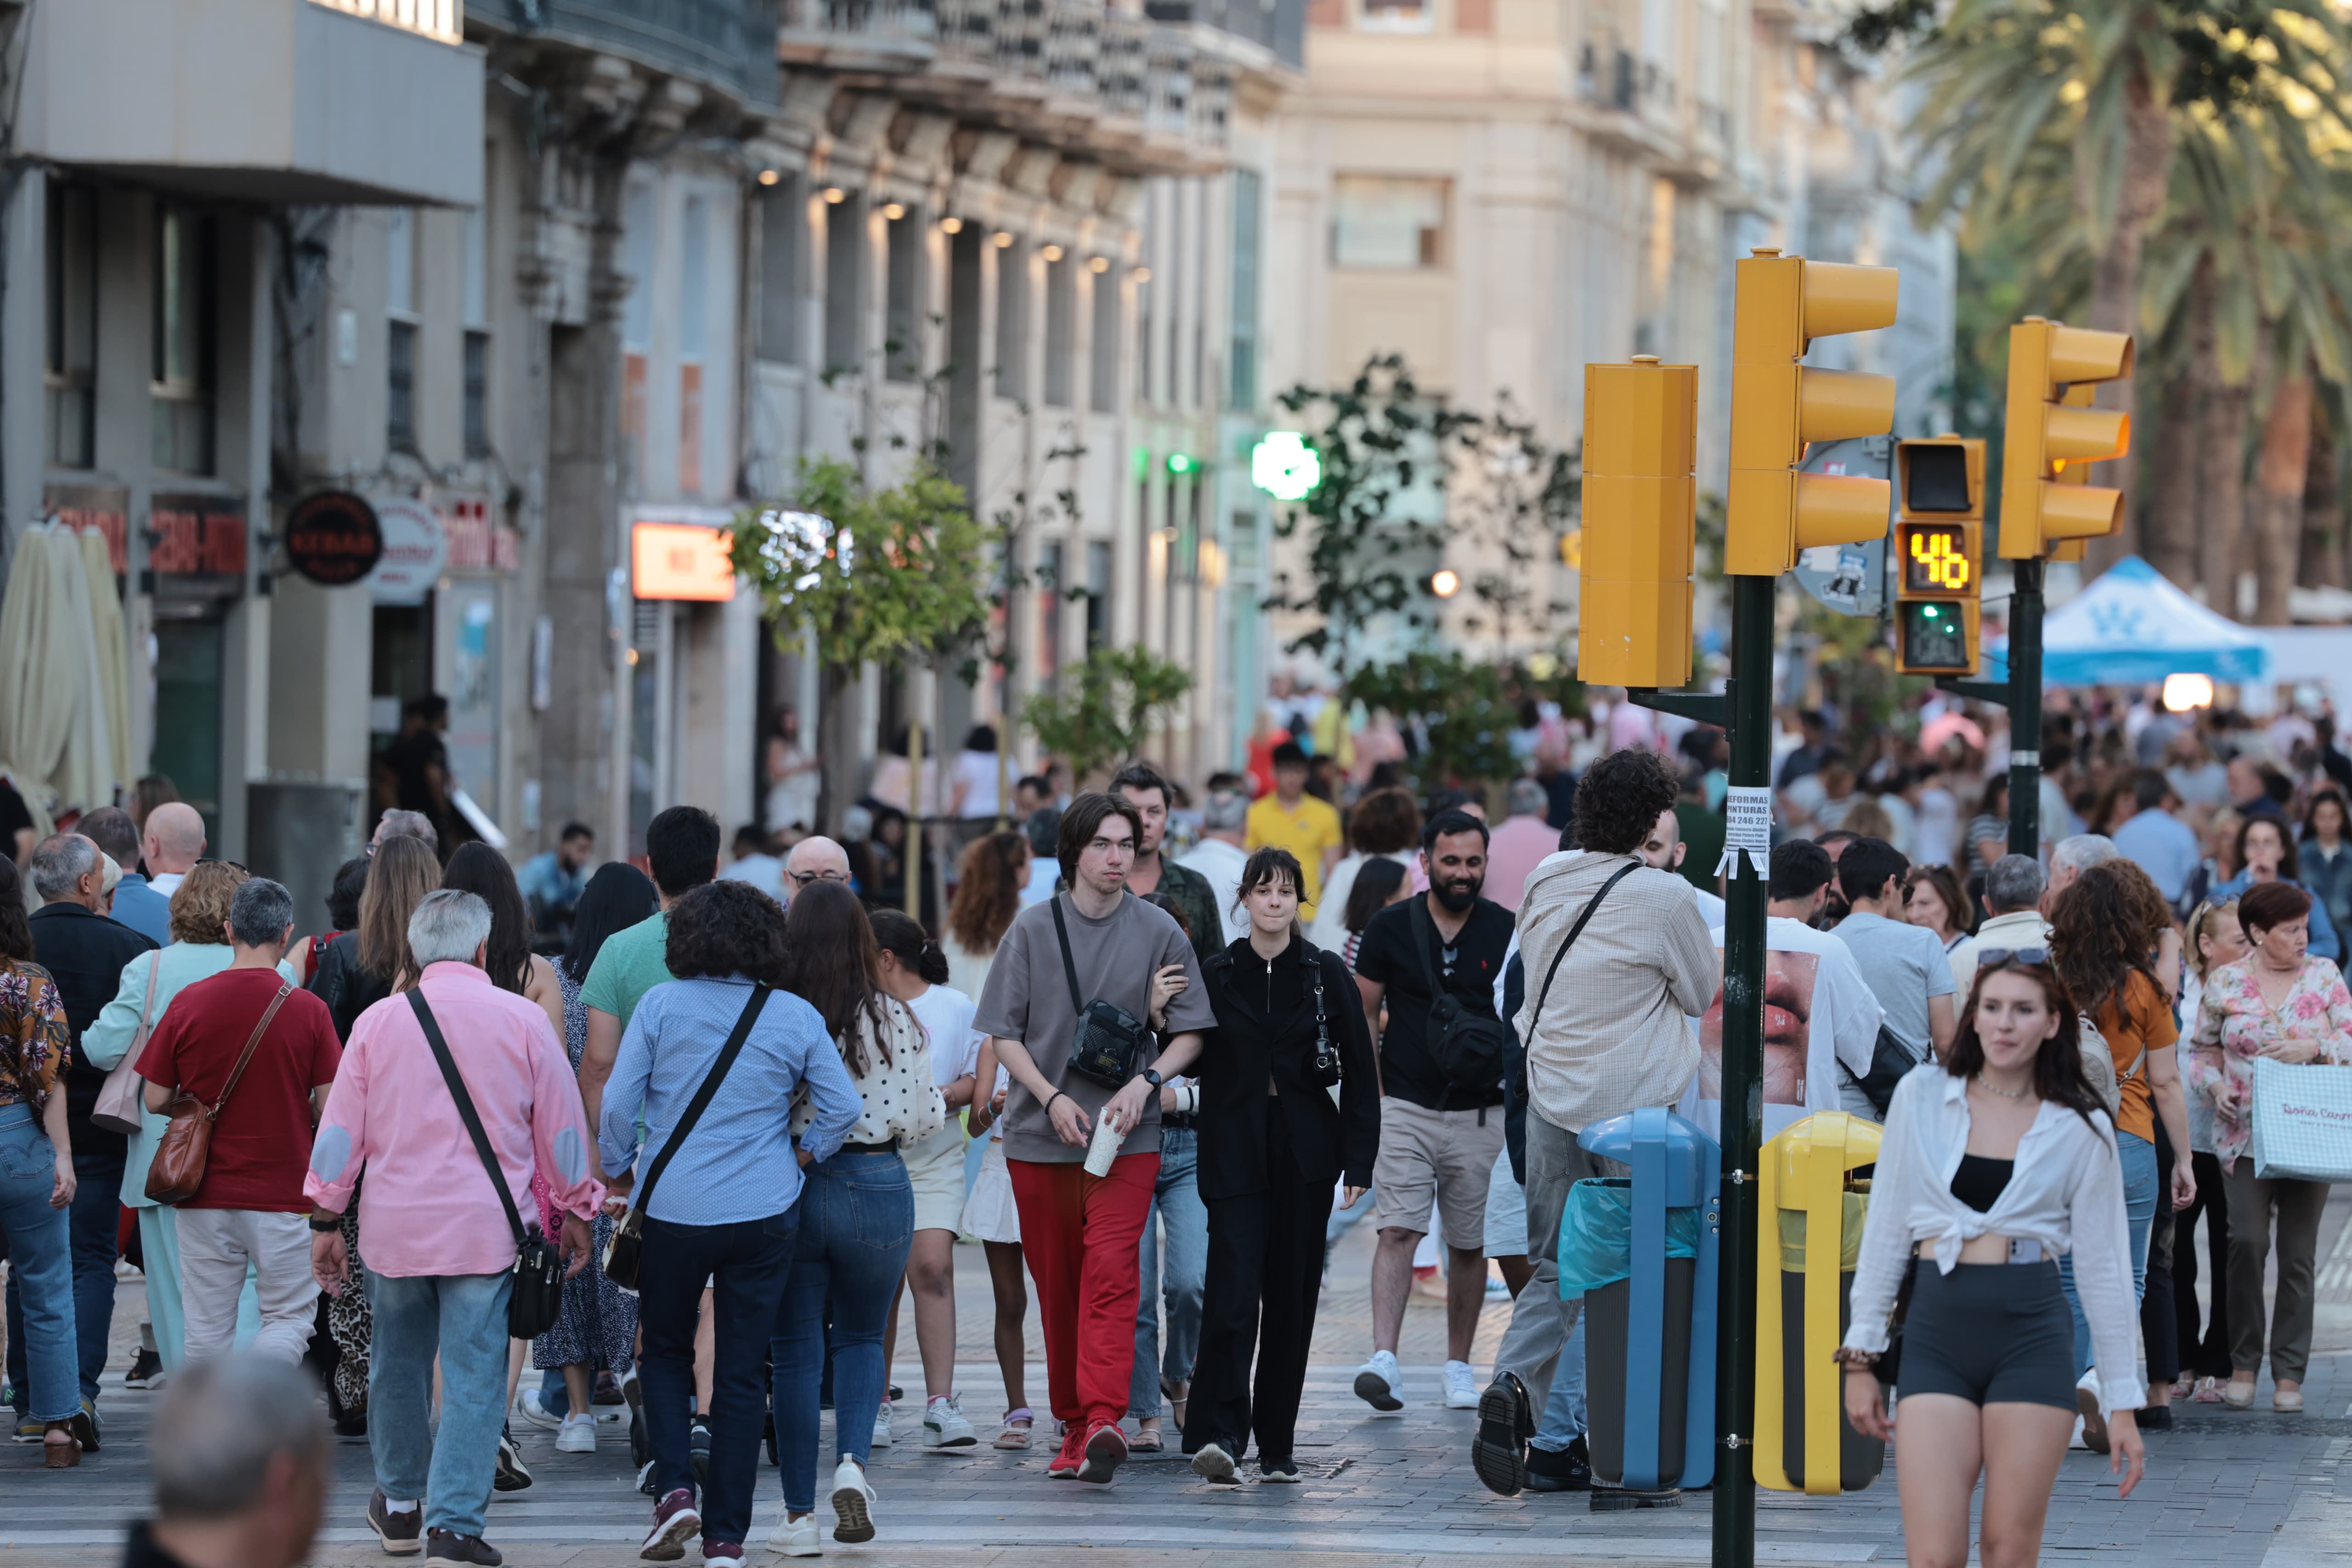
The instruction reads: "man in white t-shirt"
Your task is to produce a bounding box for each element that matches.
[1678,840,1883,1142]
[1831,837,1957,1115]
[1175,787,1250,944]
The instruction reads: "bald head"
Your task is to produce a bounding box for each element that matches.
[782,835,850,903]
[143,802,206,877]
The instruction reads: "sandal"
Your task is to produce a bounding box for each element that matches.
[2193,1376,2222,1404]
[1161,1376,1189,1432]
[995,1409,1034,1450]
[1132,1423,1164,1454]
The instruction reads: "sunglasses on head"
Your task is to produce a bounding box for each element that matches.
[1975,946,2049,968]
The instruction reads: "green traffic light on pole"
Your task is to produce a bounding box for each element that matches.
[1250,431,1321,502]
[1166,452,1199,476]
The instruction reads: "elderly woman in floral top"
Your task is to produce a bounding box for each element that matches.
[2187,880,2352,1413]
[0,857,85,1466]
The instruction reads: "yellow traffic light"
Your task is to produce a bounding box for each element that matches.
[1893,436,1984,675]
[1724,249,1900,577]
[1998,318,2133,560]
[1578,356,1696,688]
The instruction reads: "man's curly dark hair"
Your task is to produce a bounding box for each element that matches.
[665,879,787,986]
[1573,747,1679,857]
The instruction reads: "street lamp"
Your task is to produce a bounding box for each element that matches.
[1430,568,1461,598]
[1250,431,1321,502]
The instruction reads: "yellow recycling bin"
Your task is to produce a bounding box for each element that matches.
[1755,1110,1884,1495]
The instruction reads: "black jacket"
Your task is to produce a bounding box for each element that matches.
[1193,934,1379,1202]
[28,901,157,1157]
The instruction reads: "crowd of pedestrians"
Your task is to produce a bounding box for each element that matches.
[9,687,2352,1568]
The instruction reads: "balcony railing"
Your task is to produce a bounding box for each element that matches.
[915,0,1229,149]
[472,0,780,107]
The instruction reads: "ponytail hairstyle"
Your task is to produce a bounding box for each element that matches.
[869,907,950,986]
[1943,951,2108,1134]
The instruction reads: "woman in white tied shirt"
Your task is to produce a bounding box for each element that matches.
[1840,951,2145,1568]
[870,911,982,1451]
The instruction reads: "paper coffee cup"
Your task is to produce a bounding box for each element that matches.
[1084,1110,1123,1177]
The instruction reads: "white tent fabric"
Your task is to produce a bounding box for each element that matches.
[0,523,132,822]
[1988,555,2270,686]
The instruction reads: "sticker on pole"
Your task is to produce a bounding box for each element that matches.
[1716,786,1773,880]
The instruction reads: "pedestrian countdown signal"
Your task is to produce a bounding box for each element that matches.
[1891,437,1983,675]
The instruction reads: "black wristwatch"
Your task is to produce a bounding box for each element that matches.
[308,1212,344,1234]
[1142,1068,1165,1090]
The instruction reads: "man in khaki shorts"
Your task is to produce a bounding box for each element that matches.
[1350,809,1515,1413]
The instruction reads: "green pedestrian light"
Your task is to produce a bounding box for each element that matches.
[1250,431,1321,502]
[1166,452,1200,476]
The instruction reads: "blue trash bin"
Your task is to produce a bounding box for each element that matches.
[1570,1108,1720,1508]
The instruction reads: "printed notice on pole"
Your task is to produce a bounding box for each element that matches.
[1715,786,1773,880]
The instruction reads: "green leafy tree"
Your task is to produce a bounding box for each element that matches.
[1342,651,1517,795]
[1020,646,1195,787]
[732,458,1001,829]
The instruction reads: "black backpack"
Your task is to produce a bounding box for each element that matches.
[1409,900,1510,1103]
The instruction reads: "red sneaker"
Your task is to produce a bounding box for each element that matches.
[1077,1421,1128,1484]
[1046,1422,1085,1479]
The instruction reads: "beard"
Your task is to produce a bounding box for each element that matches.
[1432,877,1482,912]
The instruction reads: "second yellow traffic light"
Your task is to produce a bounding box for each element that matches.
[1998,317,2133,560]
[1724,249,1900,577]
[1577,356,1696,689]
[1893,437,1984,675]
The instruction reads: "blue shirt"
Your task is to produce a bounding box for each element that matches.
[516,851,590,917]
[2206,871,2343,963]
[109,874,172,947]
[599,975,861,1225]
[2111,808,2202,905]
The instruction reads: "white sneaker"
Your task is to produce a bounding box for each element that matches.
[1443,1361,1479,1409]
[555,1413,596,1453]
[923,1395,978,1449]
[871,1401,893,1449]
[1353,1350,1404,1412]
[514,1387,562,1432]
[768,1506,822,1557]
[829,1456,877,1544]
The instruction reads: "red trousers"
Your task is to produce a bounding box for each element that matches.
[1006,1151,1160,1431]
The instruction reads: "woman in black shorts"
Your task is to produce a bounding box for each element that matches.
[1840,951,2145,1568]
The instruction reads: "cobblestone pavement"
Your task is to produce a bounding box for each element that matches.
[6,1192,2352,1567]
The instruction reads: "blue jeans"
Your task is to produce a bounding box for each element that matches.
[0,1107,76,1422]
[1529,1316,1587,1450]
[640,1208,799,1545]
[773,1150,912,1513]
[366,1269,513,1541]
[1132,1125,1207,1419]
[6,1142,123,1409]
[2062,1128,2158,1376]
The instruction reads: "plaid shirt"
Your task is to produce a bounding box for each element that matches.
[1510,850,1718,1135]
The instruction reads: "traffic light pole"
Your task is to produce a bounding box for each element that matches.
[2005,558,2044,857]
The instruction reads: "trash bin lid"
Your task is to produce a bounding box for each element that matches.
[1578,1107,1718,1206]
[1767,1109,1882,1189]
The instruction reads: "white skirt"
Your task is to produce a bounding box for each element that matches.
[960,1139,1022,1245]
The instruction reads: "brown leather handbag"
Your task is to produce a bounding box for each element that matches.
[145,983,291,1206]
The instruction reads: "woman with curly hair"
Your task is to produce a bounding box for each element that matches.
[2047,859,2196,1442]
[1306,786,1422,952]
[944,830,1030,1002]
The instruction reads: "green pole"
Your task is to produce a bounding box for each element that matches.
[1713,571,1772,1568]
[2007,558,2044,858]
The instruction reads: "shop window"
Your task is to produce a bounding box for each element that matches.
[46,183,96,469]
[1359,0,1430,29]
[1331,175,1448,270]
[151,206,216,475]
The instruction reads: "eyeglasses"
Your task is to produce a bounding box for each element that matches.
[1975,947,2049,968]
[787,869,851,888]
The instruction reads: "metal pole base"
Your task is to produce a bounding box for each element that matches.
[1593,1487,1685,1512]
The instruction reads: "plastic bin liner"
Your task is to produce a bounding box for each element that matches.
[1774,1192,1867,1272]
[1557,1177,1701,1297]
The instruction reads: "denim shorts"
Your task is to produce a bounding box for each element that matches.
[1898,1259,2076,1411]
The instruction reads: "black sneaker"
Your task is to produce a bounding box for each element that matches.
[424,1528,503,1564]
[1525,1435,1592,1493]
[369,1489,424,1556]
[493,1424,533,1492]
[334,1405,369,1442]
[1260,1457,1302,1483]
[124,1348,164,1389]
[2138,1404,2174,1430]
[1471,1374,1533,1497]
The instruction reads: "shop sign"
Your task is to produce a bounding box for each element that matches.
[149,494,249,600]
[444,497,520,572]
[631,519,737,602]
[43,484,128,575]
[367,496,447,605]
[284,490,384,586]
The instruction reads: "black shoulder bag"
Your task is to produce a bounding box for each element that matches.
[1052,896,1152,1088]
[603,985,771,1291]
[1524,861,1641,1037]
[1410,900,1516,1104]
[407,990,567,1340]
[1306,945,1342,1088]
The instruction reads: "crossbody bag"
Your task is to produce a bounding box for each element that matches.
[407,991,566,1339]
[1052,896,1152,1088]
[603,985,771,1291]
[145,983,291,1206]
[92,955,164,1136]
[1523,861,1641,1037]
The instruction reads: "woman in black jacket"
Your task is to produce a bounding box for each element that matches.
[1186,847,1379,1484]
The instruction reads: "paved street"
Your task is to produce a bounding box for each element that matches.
[7,1192,2352,1568]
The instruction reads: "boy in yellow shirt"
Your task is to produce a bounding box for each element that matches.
[1245,742,1344,917]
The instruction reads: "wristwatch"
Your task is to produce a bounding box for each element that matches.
[308,1212,344,1234]
[1142,1068,1165,1090]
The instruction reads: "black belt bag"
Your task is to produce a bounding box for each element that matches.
[1052,896,1151,1089]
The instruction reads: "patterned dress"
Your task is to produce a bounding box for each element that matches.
[2186,956,2352,1169]
[529,967,638,1374]
[0,959,69,1110]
